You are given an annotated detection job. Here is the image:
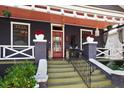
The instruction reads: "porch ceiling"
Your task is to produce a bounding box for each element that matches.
[0,5,114,29]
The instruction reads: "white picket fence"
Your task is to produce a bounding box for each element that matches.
[0,45,35,60]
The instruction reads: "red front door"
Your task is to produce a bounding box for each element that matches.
[52,31,63,58]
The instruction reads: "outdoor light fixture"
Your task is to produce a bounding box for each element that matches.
[95,28,99,36]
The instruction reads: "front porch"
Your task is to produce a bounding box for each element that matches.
[0,5,124,88]
[1,5,124,60]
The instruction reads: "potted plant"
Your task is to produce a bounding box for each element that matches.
[34,30,45,40]
[2,10,11,18]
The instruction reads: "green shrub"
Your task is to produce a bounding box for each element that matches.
[107,62,124,71]
[108,64,119,70]
[0,62,36,88]
[118,67,124,71]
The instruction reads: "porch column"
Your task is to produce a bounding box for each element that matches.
[83,42,98,60]
[33,40,47,64]
[33,39,48,88]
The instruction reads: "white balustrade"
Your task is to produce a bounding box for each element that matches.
[0,45,35,60]
[96,48,110,58]
[97,47,124,59]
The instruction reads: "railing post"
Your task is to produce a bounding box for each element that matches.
[33,40,47,64]
[83,41,98,60]
[33,37,48,88]
[0,47,2,58]
[32,46,35,58]
[3,47,5,58]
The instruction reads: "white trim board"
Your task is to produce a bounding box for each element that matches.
[7,5,124,24]
[54,5,124,18]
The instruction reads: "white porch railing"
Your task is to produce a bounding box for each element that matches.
[96,47,124,59]
[0,45,35,60]
[96,48,110,58]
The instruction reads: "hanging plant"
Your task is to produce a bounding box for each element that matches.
[107,25,112,30]
[2,10,11,18]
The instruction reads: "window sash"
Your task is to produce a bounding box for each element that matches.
[11,22,30,46]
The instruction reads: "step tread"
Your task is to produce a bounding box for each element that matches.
[48,68,74,73]
[48,82,87,88]
[48,61,68,64]
[91,74,106,80]
[48,77,82,84]
[91,80,112,88]
[48,64,73,68]
[48,67,74,70]
[49,71,79,78]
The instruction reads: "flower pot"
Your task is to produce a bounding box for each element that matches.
[35,34,44,40]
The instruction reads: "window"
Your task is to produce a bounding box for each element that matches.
[52,24,63,31]
[53,26,63,31]
[11,22,30,46]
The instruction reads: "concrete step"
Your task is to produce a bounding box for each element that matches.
[48,82,87,88]
[49,71,79,79]
[48,61,68,65]
[48,77,82,85]
[48,67,101,75]
[91,74,106,81]
[48,67,74,73]
[48,59,112,88]
[48,64,73,68]
[91,80,112,88]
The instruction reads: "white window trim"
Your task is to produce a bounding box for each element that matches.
[51,23,65,58]
[80,29,93,50]
[11,22,30,46]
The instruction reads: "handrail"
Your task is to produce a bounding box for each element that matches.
[68,49,94,88]
[89,58,124,88]
[89,59,113,75]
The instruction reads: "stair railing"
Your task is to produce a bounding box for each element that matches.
[67,49,94,88]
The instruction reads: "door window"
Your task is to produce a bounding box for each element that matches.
[53,35,62,51]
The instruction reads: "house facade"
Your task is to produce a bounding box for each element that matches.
[0,5,124,60]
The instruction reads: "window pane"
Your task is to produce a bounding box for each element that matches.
[53,26,63,31]
[13,24,28,45]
